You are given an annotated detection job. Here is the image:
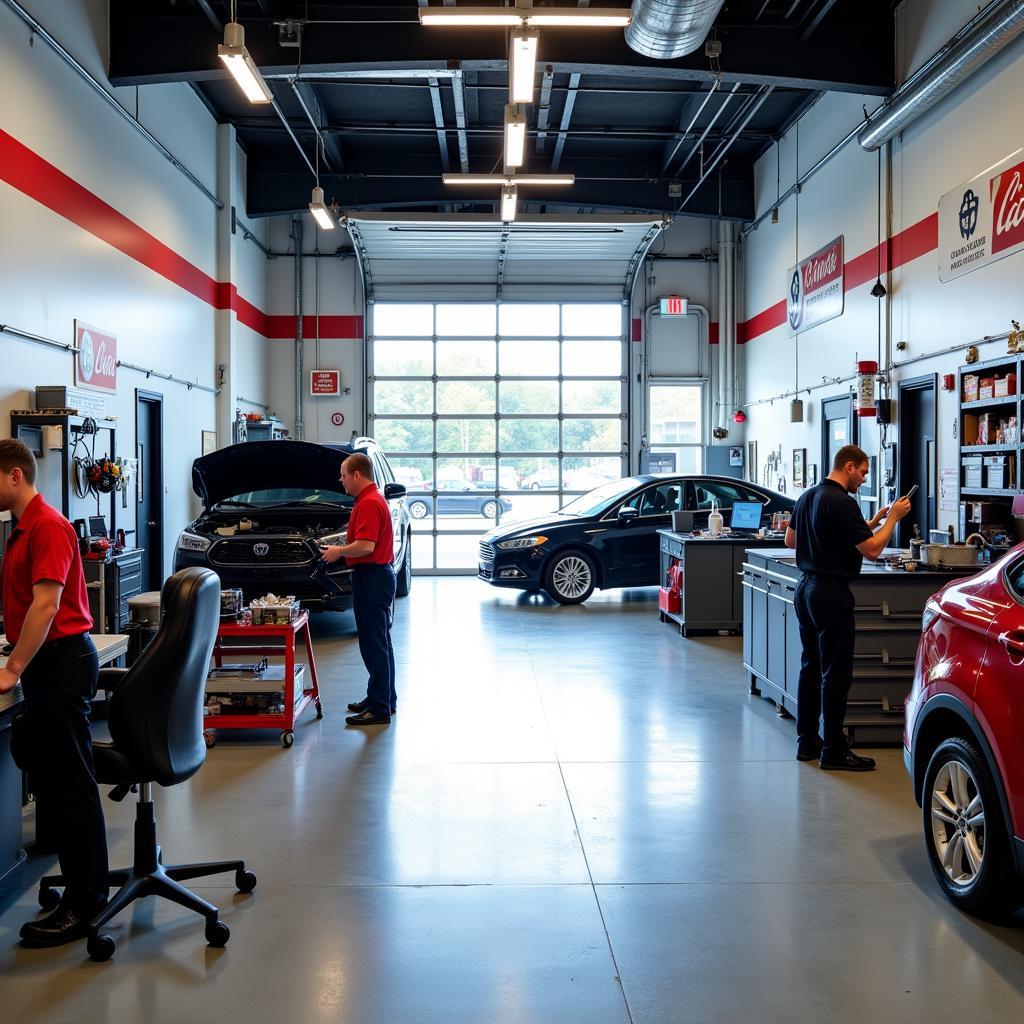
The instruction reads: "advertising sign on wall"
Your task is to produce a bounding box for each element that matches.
[786,236,844,336]
[309,369,341,396]
[73,321,118,394]
[939,149,1024,283]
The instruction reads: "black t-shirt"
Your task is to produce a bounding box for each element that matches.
[791,479,873,579]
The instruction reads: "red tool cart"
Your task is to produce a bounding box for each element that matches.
[205,611,324,748]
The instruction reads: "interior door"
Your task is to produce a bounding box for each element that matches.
[136,391,164,593]
[898,376,937,547]
[821,394,856,478]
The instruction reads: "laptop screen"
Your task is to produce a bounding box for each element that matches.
[729,501,763,531]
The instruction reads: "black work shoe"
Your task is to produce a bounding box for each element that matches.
[347,698,370,713]
[796,745,823,762]
[19,904,103,948]
[345,709,391,726]
[819,749,876,772]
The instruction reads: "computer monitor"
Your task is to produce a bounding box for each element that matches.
[729,501,763,531]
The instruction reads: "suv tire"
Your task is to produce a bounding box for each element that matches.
[922,737,1021,917]
[544,549,596,605]
[395,534,412,597]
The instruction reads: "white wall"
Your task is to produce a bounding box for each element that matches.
[0,0,270,575]
[740,0,1024,513]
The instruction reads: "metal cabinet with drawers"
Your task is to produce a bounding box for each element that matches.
[85,548,145,634]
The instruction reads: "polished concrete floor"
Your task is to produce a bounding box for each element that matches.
[1,578,1023,1022]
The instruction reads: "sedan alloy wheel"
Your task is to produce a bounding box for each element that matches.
[545,550,596,604]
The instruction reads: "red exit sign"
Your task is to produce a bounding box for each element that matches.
[659,296,688,317]
[309,370,341,396]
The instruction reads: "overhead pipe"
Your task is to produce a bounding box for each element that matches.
[292,218,305,440]
[626,0,728,59]
[859,0,1024,151]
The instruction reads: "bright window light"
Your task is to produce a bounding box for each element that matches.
[218,22,273,104]
[504,104,527,169]
[510,29,539,103]
[500,185,518,222]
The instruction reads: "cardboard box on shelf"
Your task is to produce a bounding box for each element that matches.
[963,455,984,489]
[967,501,1004,524]
[994,373,1018,398]
[978,413,992,445]
[979,377,996,400]
[963,414,979,445]
[963,374,979,402]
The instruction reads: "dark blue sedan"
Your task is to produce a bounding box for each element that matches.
[478,475,794,604]
[406,478,513,520]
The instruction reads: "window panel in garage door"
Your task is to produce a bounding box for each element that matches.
[370,302,626,572]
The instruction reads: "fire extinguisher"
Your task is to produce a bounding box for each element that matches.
[856,360,878,417]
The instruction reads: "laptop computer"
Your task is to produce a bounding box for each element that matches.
[729,501,763,534]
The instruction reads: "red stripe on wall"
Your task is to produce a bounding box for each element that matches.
[264,315,364,339]
[709,322,720,344]
[739,212,941,345]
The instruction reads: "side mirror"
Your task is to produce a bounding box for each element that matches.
[384,483,406,500]
[617,506,640,525]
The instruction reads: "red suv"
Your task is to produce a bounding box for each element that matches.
[905,545,1024,915]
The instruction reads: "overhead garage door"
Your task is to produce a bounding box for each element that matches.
[354,214,666,574]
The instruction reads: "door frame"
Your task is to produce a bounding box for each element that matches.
[820,393,857,476]
[897,373,937,546]
[135,389,164,590]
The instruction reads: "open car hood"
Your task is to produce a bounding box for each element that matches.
[191,440,354,508]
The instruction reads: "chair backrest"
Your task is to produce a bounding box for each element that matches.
[107,567,221,787]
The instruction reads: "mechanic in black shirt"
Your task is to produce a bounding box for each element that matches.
[785,444,911,771]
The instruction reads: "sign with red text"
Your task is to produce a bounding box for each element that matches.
[786,236,844,336]
[939,148,1024,282]
[74,321,118,393]
[659,295,688,317]
[309,369,341,396]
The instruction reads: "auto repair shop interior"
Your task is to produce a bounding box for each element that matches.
[1,0,1024,1019]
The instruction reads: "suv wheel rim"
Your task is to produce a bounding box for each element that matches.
[930,760,986,886]
[552,556,591,599]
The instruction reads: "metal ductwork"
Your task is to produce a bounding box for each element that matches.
[625,0,727,59]
[859,0,1024,151]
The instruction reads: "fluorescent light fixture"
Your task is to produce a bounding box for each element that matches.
[504,103,527,169]
[500,185,518,222]
[510,28,539,103]
[526,12,632,27]
[418,7,631,28]
[218,21,273,104]
[443,173,575,186]
[419,9,523,27]
[309,186,336,230]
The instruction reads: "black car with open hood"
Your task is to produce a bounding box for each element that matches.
[175,439,412,610]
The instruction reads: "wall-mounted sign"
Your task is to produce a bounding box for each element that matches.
[310,369,341,396]
[659,295,688,317]
[330,412,345,427]
[786,236,844,336]
[74,321,118,394]
[939,148,1024,282]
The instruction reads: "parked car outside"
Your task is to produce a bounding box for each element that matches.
[174,438,412,611]
[406,478,513,520]
[522,470,560,490]
[478,474,793,604]
[904,544,1024,916]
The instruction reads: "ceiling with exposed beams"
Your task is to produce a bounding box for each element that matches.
[109,1,895,223]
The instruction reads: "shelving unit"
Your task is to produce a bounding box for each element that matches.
[957,353,1021,539]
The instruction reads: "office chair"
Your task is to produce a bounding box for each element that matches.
[34,567,256,962]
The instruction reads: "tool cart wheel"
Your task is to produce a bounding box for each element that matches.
[281,731,294,748]
[203,731,216,749]
[38,886,61,911]
[235,869,257,894]
[87,933,116,962]
[205,921,230,948]
[315,699,325,719]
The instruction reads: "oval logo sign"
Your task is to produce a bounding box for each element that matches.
[253,543,270,557]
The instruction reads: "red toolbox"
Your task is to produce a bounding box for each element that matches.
[659,587,681,614]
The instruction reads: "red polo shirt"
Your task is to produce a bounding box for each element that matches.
[345,483,395,566]
[1,493,93,644]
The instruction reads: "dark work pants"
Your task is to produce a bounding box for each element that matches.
[793,574,856,757]
[351,564,397,716]
[21,633,108,913]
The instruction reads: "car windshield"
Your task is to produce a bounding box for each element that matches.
[219,487,353,508]
[559,479,641,517]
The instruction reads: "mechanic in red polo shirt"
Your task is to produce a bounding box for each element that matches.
[321,452,396,725]
[0,439,108,947]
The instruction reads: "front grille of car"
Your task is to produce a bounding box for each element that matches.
[211,539,314,566]
[479,541,495,563]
